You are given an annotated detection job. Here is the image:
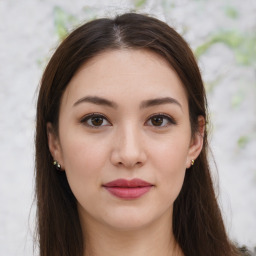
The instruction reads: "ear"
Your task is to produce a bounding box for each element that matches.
[186,116,205,168]
[47,122,65,170]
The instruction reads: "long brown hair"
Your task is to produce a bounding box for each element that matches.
[35,13,240,256]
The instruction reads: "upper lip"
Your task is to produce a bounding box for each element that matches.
[103,178,153,188]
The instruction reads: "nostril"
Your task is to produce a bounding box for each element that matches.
[117,161,142,168]
[136,161,143,167]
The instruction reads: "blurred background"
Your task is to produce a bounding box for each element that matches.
[0,0,255,255]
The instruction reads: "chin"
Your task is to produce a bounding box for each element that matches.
[99,207,166,232]
[104,217,153,231]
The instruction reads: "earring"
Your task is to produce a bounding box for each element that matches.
[53,160,61,171]
[191,159,195,166]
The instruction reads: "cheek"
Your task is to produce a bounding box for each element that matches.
[149,133,190,199]
[59,131,111,197]
[150,132,190,170]
[60,129,110,170]
[60,136,113,212]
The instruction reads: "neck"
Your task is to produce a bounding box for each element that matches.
[80,211,183,256]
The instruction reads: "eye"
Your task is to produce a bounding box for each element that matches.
[81,113,111,128]
[146,114,176,127]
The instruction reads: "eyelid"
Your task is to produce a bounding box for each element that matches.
[80,112,112,128]
[80,112,176,128]
[145,113,177,127]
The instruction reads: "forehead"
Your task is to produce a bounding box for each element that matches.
[62,49,188,110]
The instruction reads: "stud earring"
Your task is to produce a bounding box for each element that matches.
[53,160,61,171]
[191,159,195,166]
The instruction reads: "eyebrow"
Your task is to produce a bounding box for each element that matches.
[73,96,118,108]
[73,96,182,110]
[140,97,182,110]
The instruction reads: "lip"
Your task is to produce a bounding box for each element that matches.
[103,178,153,199]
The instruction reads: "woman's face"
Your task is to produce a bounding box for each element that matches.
[48,49,203,231]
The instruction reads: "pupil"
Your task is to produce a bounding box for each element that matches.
[152,117,163,126]
[92,117,103,126]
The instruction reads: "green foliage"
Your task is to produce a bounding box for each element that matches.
[231,91,245,108]
[195,30,256,66]
[82,6,98,21]
[161,0,175,10]
[53,6,78,41]
[237,135,250,148]
[204,74,224,93]
[134,0,147,8]
[225,6,239,19]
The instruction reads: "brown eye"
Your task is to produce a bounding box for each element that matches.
[91,116,104,126]
[146,114,176,127]
[151,116,164,126]
[81,114,111,128]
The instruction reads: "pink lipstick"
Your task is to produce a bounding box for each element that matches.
[103,178,153,199]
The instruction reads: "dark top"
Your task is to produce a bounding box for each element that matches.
[239,246,255,256]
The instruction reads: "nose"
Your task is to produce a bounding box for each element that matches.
[110,125,147,169]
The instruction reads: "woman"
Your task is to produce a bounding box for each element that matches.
[35,12,248,256]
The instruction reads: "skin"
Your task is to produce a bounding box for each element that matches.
[47,49,204,256]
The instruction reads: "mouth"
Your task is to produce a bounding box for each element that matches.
[102,178,154,199]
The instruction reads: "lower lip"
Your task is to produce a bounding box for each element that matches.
[104,186,152,199]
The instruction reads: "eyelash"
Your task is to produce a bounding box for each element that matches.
[146,113,177,127]
[80,112,177,128]
[80,113,110,129]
